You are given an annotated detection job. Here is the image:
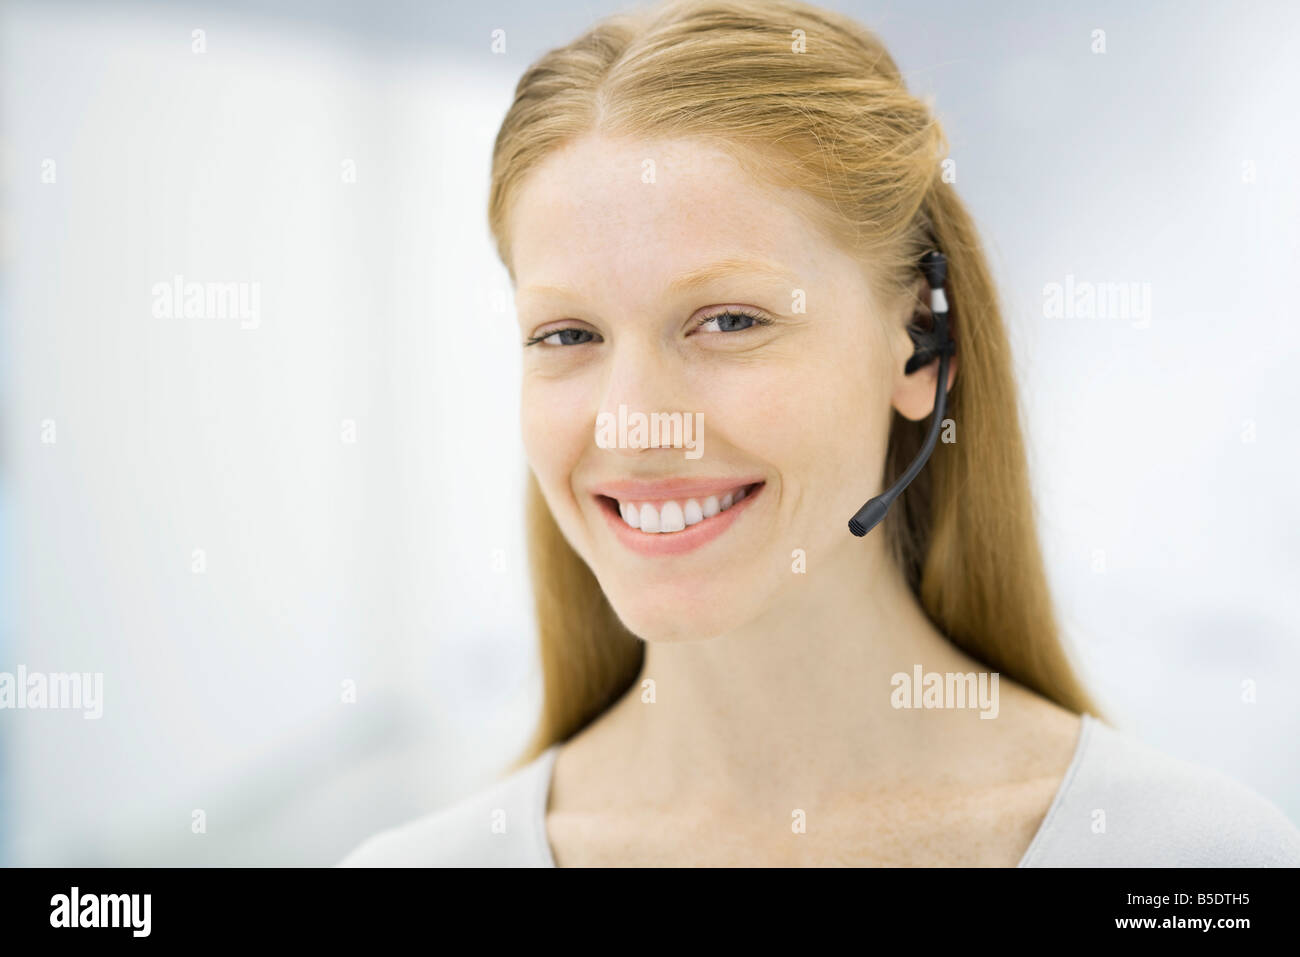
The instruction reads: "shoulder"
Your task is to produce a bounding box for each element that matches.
[1021,715,1300,867]
[336,746,559,867]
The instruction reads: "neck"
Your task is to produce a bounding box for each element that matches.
[598,532,990,803]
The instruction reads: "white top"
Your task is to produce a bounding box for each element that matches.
[337,715,1300,867]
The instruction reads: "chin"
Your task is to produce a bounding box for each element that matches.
[593,569,781,644]
[605,601,743,644]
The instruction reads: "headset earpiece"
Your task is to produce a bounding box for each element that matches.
[847,250,956,537]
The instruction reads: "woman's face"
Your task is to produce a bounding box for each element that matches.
[510,133,923,641]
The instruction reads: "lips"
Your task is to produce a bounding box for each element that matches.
[591,478,765,556]
[614,483,751,532]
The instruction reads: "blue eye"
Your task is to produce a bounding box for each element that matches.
[695,310,773,333]
[524,327,600,347]
[525,309,773,347]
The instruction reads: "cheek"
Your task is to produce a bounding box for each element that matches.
[698,341,890,507]
[520,375,591,507]
[808,361,891,474]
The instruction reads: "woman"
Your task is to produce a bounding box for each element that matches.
[341,0,1300,866]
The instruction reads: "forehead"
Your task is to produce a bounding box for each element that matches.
[508,134,855,306]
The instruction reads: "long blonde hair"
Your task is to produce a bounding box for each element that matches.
[489,0,1103,768]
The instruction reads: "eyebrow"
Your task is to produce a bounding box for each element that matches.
[665,257,800,295]
[517,257,801,302]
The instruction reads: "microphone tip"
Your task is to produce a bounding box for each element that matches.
[848,496,891,538]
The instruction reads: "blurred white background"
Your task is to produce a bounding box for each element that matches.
[1,0,1297,865]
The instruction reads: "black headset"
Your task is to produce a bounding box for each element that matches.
[847,250,956,537]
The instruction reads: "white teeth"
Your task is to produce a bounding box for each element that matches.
[613,485,755,534]
[659,501,685,532]
[639,503,661,533]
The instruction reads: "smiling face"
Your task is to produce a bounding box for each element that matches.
[510,133,922,641]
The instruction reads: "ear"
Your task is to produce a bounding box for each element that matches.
[890,280,957,422]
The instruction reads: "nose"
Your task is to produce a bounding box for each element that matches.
[596,340,689,454]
